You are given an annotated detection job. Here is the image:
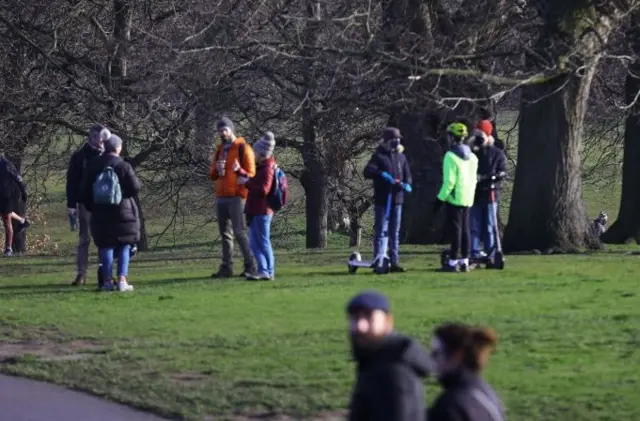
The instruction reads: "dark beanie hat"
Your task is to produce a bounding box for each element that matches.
[347,290,391,314]
[217,117,234,133]
[382,127,402,141]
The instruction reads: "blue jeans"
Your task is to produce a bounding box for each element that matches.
[373,204,402,264]
[471,202,498,256]
[249,214,274,277]
[99,244,131,280]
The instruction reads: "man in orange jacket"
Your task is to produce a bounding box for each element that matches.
[210,117,257,278]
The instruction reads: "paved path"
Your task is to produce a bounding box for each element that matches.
[0,374,170,421]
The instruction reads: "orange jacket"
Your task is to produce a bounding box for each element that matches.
[209,137,256,198]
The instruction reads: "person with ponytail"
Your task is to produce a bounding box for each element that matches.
[427,322,505,421]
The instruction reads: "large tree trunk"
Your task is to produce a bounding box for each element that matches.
[601,23,640,244]
[300,118,328,249]
[504,2,622,252]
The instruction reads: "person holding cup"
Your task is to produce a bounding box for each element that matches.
[209,117,257,278]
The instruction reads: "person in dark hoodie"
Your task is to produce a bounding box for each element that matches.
[427,322,505,421]
[363,127,412,273]
[469,121,507,260]
[0,154,30,256]
[436,122,478,272]
[79,134,140,292]
[346,290,430,421]
[66,124,111,285]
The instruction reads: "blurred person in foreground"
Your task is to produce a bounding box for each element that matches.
[346,290,430,421]
[427,322,505,421]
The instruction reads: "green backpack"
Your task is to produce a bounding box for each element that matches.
[93,166,122,205]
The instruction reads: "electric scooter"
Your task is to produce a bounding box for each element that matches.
[440,172,506,270]
[348,192,392,275]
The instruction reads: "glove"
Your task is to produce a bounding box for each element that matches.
[381,172,395,184]
[237,175,249,185]
[401,183,412,193]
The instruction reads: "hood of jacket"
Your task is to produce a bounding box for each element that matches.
[451,143,472,160]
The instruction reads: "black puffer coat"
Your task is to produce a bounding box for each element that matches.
[79,153,141,248]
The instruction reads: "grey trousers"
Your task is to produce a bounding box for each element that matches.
[216,197,255,271]
[76,204,92,277]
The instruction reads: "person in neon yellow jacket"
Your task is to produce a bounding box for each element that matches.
[436,122,478,272]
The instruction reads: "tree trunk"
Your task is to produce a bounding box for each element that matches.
[504,72,595,251]
[504,2,622,252]
[300,118,328,249]
[601,24,640,244]
[395,111,447,243]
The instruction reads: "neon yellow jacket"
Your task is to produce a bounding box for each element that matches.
[437,144,478,207]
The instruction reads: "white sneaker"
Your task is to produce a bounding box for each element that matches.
[117,280,134,292]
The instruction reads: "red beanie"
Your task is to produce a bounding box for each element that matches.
[476,120,493,136]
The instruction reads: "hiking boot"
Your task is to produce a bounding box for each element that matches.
[239,265,257,278]
[390,264,406,273]
[117,280,134,292]
[71,274,86,285]
[211,267,233,279]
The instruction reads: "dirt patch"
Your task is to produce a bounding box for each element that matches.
[0,338,105,364]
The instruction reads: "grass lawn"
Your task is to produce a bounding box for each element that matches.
[1,247,639,421]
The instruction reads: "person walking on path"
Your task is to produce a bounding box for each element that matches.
[470,121,507,260]
[209,117,257,278]
[0,154,30,256]
[66,124,111,285]
[79,134,140,292]
[346,290,430,421]
[363,127,413,272]
[233,131,277,281]
[427,322,505,421]
[436,122,478,272]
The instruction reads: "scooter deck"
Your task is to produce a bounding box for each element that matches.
[348,260,374,268]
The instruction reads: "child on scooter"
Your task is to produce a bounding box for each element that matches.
[435,122,478,272]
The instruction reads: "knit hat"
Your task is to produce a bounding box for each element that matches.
[476,120,493,137]
[217,117,234,133]
[103,134,122,153]
[253,131,276,158]
[382,127,402,141]
[346,290,391,315]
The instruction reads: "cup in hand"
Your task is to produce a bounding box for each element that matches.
[217,159,226,177]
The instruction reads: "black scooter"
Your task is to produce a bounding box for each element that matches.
[440,172,506,270]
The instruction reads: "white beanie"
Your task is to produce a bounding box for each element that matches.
[253,131,276,158]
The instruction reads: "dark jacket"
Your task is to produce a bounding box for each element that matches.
[428,370,505,421]
[66,142,103,208]
[0,156,27,202]
[244,157,276,216]
[474,146,507,204]
[79,154,141,248]
[363,145,412,206]
[348,334,430,421]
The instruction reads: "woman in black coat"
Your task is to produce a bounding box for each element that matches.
[427,322,506,421]
[0,154,30,256]
[79,135,141,292]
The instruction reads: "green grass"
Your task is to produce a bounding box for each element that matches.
[0,249,639,421]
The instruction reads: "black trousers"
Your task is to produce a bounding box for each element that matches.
[447,204,471,260]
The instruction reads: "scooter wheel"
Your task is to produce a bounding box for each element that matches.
[494,253,505,270]
[348,264,358,274]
